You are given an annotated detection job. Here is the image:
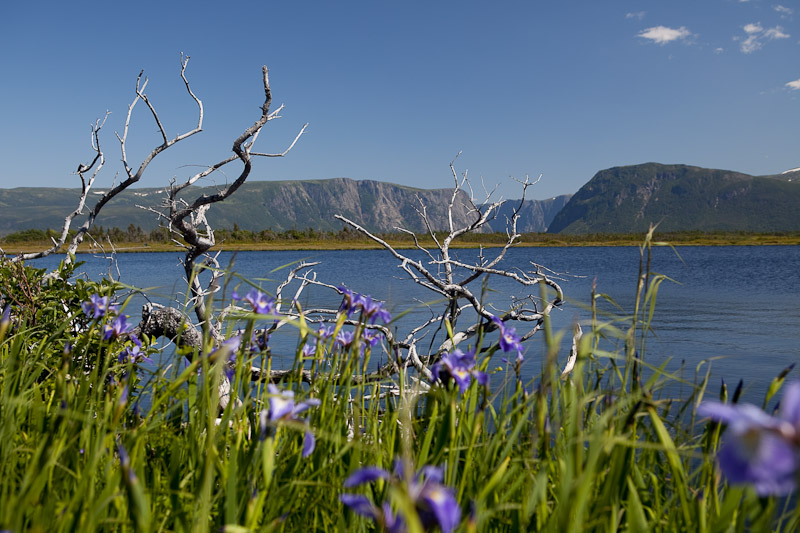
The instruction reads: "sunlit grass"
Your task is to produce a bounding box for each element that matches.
[1,243,799,531]
[2,229,799,254]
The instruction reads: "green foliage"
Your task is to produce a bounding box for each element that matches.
[549,163,800,234]
[1,245,798,531]
[1,228,69,243]
[2,228,49,243]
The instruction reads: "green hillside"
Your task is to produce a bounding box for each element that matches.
[6,164,797,238]
[547,163,800,234]
[0,178,567,237]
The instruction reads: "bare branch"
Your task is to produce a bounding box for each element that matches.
[29,54,207,263]
[250,122,308,157]
[333,159,564,376]
[561,323,583,378]
[12,114,109,262]
[148,65,307,334]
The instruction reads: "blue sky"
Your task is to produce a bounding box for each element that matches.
[1,1,797,200]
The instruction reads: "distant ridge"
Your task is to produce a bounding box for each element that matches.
[6,163,796,238]
[0,178,570,237]
[548,163,800,234]
[487,195,571,233]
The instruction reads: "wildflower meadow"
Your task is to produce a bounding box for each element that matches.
[1,239,799,532]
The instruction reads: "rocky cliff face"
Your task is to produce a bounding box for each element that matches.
[486,195,572,233]
[227,178,489,233]
[0,178,569,236]
[211,178,571,233]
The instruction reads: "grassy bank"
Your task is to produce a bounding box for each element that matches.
[2,230,799,255]
[2,238,799,531]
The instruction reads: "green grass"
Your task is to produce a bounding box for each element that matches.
[2,229,799,254]
[0,239,798,531]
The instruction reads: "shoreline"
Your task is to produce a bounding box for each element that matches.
[3,233,799,254]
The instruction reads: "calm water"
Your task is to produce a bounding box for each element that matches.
[34,245,800,401]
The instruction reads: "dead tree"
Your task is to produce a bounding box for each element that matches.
[2,57,306,404]
[154,155,571,387]
[8,54,304,270]
[139,64,306,338]
[332,158,565,378]
[2,57,571,390]
[243,156,569,384]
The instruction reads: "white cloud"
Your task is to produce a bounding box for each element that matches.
[741,34,762,53]
[626,11,645,20]
[764,26,790,39]
[786,78,800,90]
[775,5,793,17]
[738,23,791,53]
[743,23,763,34]
[715,47,725,54]
[638,26,692,45]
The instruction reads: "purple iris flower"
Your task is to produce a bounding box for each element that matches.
[1,304,10,327]
[208,335,242,364]
[352,292,369,311]
[491,316,524,363]
[318,325,336,339]
[118,335,153,364]
[117,442,140,485]
[698,381,800,496]
[343,466,391,486]
[102,314,132,341]
[341,460,461,533]
[82,294,118,319]
[117,379,131,409]
[0,304,10,338]
[360,296,392,324]
[373,307,392,325]
[301,343,316,358]
[431,348,489,393]
[233,288,276,315]
[336,330,356,348]
[362,331,383,348]
[223,330,268,355]
[337,287,391,323]
[248,329,270,353]
[340,495,404,533]
[338,286,357,316]
[223,357,237,382]
[260,384,321,457]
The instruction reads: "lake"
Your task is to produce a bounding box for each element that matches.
[33,245,800,402]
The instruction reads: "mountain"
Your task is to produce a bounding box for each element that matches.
[0,178,569,236]
[486,195,572,233]
[760,168,800,183]
[547,163,800,234]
